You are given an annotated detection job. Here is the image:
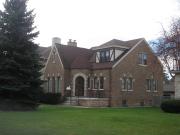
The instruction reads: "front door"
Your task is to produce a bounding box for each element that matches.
[75,76,84,96]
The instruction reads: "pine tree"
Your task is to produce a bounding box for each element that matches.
[0,0,43,107]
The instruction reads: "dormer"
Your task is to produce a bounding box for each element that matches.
[91,39,130,63]
[94,48,127,63]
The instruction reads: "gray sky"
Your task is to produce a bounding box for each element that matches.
[0,0,179,48]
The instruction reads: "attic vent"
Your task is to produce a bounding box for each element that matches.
[52,37,61,46]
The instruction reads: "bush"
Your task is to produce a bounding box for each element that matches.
[160,100,180,113]
[0,98,39,111]
[40,93,65,105]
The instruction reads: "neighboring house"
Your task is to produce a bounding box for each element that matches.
[163,80,175,99]
[38,37,163,107]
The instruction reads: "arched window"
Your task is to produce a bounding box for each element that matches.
[99,77,104,90]
[122,76,133,91]
[122,77,127,90]
[127,78,133,90]
[87,77,90,89]
[94,77,99,89]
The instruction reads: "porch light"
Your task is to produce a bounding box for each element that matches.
[66,85,71,91]
[2,51,8,56]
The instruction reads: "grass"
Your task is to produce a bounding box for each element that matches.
[0,105,180,135]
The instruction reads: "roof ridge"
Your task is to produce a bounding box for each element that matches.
[55,43,91,51]
[125,38,144,42]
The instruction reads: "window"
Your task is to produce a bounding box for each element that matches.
[122,77,133,91]
[122,77,127,90]
[94,77,99,89]
[47,77,50,92]
[100,50,110,62]
[99,77,104,89]
[87,77,90,89]
[146,79,151,91]
[91,79,94,89]
[127,78,133,90]
[52,77,55,93]
[56,76,60,93]
[146,79,158,92]
[138,53,147,65]
[153,80,158,91]
[122,77,126,90]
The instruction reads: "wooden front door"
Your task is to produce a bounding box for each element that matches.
[75,76,84,96]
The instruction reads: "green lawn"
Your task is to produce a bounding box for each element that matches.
[0,105,180,135]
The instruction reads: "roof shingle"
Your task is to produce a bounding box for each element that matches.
[38,38,144,70]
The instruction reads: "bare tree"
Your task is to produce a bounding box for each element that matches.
[154,18,180,78]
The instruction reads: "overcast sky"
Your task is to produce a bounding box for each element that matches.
[0,0,179,48]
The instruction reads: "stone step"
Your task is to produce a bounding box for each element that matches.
[62,97,78,105]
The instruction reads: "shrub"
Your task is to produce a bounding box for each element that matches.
[40,93,65,105]
[0,98,39,111]
[160,100,180,113]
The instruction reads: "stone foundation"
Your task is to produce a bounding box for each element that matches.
[78,98,109,107]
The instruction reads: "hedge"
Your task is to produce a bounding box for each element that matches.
[40,93,65,105]
[160,99,180,113]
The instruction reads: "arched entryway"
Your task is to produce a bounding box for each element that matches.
[73,73,87,96]
[75,76,84,96]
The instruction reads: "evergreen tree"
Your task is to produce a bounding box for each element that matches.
[0,0,42,105]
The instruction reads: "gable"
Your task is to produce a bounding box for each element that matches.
[112,39,163,70]
[43,46,64,78]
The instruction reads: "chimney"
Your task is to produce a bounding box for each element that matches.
[67,39,77,47]
[52,37,61,46]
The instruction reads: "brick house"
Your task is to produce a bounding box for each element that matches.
[39,37,163,107]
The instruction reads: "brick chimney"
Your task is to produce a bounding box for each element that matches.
[52,37,61,46]
[67,39,77,47]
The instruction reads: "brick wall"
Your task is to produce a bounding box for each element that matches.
[111,40,163,107]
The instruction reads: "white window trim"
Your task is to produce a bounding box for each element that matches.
[122,89,133,92]
[154,90,158,92]
[121,76,134,92]
[127,89,133,92]
[138,64,148,67]
[122,89,127,91]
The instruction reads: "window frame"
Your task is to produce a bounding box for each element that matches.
[138,52,147,65]
[56,76,61,93]
[47,77,50,92]
[87,77,90,89]
[93,77,99,90]
[146,79,158,92]
[99,50,110,63]
[99,76,104,90]
[122,77,133,91]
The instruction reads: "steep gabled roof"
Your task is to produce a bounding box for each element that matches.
[91,38,143,50]
[99,39,125,47]
[56,44,93,69]
[38,38,145,70]
[38,46,51,59]
[125,38,144,48]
